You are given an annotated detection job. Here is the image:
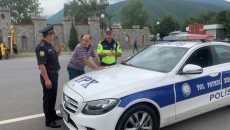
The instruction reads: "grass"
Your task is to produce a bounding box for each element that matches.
[18,52,36,55]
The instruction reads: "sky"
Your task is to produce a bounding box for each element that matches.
[39,0,124,17]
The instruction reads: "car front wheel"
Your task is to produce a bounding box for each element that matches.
[116,104,157,130]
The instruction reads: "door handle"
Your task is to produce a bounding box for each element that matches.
[209,71,219,77]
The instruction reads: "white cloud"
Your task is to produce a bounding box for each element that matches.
[39,0,65,16]
[225,0,230,2]
[39,0,124,16]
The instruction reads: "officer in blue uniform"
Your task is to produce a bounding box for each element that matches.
[36,24,65,128]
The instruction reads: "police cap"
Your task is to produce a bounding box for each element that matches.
[39,24,55,34]
[105,27,113,33]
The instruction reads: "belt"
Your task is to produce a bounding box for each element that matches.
[101,62,116,66]
[47,70,60,73]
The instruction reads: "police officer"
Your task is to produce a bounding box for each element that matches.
[35,24,65,128]
[97,27,122,66]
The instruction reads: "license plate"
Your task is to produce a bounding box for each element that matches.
[60,104,70,123]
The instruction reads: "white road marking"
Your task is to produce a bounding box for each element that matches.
[0,110,61,125]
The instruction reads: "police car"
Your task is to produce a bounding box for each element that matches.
[61,39,230,130]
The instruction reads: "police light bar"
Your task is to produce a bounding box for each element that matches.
[186,34,215,40]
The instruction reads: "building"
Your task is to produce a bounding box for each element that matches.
[186,23,207,35]
[0,7,149,52]
[168,31,188,36]
[112,21,122,29]
[203,24,225,40]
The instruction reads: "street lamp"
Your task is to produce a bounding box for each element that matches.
[154,22,160,45]
[101,14,105,39]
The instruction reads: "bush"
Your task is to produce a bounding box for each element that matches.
[68,22,79,51]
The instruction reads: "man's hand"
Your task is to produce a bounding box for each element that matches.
[59,43,66,51]
[45,79,52,89]
[107,52,112,57]
[111,49,115,56]
[94,66,105,71]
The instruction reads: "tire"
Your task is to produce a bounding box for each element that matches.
[115,104,157,130]
[0,48,2,60]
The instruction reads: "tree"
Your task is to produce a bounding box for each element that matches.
[0,0,43,23]
[223,10,230,35]
[216,10,228,24]
[154,15,180,37]
[181,18,197,31]
[64,0,111,24]
[68,22,79,51]
[197,11,217,24]
[120,0,149,29]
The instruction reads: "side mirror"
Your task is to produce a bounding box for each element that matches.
[178,64,203,75]
[126,57,131,60]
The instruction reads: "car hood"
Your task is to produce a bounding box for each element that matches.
[67,64,166,101]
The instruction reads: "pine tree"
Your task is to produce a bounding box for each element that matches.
[68,22,79,51]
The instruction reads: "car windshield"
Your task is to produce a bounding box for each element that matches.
[126,46,188,73]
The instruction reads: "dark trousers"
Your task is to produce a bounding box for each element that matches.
[40,73,59,124]
[133,46,138,53]
[67,66,85,81]
[100,62,116,66]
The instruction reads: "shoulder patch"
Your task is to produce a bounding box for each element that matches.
[40,51,45,57]
[40,42,45,47]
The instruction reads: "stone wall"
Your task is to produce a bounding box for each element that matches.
[0,7,11,44]
[34,16,47,48]
[14,24,35,52]
[75,24,90,43]
[52,24,64,49]
[63,16,75,51]
[88,17,100,47]
[0,8,150,52]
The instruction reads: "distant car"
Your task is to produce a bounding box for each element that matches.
[211,39,222,42]
[61,41,230,130]
[224,38,230,42]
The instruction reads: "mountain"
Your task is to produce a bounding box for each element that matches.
[47,8,64,24]
[47,0,228,25]
[183,0,230,9]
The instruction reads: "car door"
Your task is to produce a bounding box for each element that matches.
[211,45,230,105]
[174,46,222,119]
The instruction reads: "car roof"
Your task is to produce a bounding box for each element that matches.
[153,41,230,48]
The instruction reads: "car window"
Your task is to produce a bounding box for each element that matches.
[126,46,188,72]
[213,45,230,64]
[185,47,212,68]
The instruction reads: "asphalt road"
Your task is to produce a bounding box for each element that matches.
[0,51,230,130]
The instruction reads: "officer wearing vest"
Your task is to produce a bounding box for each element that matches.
[97,27,122,66]
[35,24,66,128]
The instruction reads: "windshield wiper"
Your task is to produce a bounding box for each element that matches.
[121,61,131,66]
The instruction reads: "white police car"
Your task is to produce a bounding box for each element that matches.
[61,41,230,130]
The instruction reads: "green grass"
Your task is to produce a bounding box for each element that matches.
[18,52,35,55]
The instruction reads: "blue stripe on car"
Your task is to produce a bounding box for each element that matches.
[118,84,175,108]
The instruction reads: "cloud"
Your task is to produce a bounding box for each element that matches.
[39,0,66,16]
[39,0,124,16]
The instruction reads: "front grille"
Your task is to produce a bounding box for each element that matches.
[63,93,78,113]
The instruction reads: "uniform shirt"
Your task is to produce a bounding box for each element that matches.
[68,43,96,71]
[97,38,122,64]
[36,39,60,71]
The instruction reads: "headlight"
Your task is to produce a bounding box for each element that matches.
[82,99,120,115]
